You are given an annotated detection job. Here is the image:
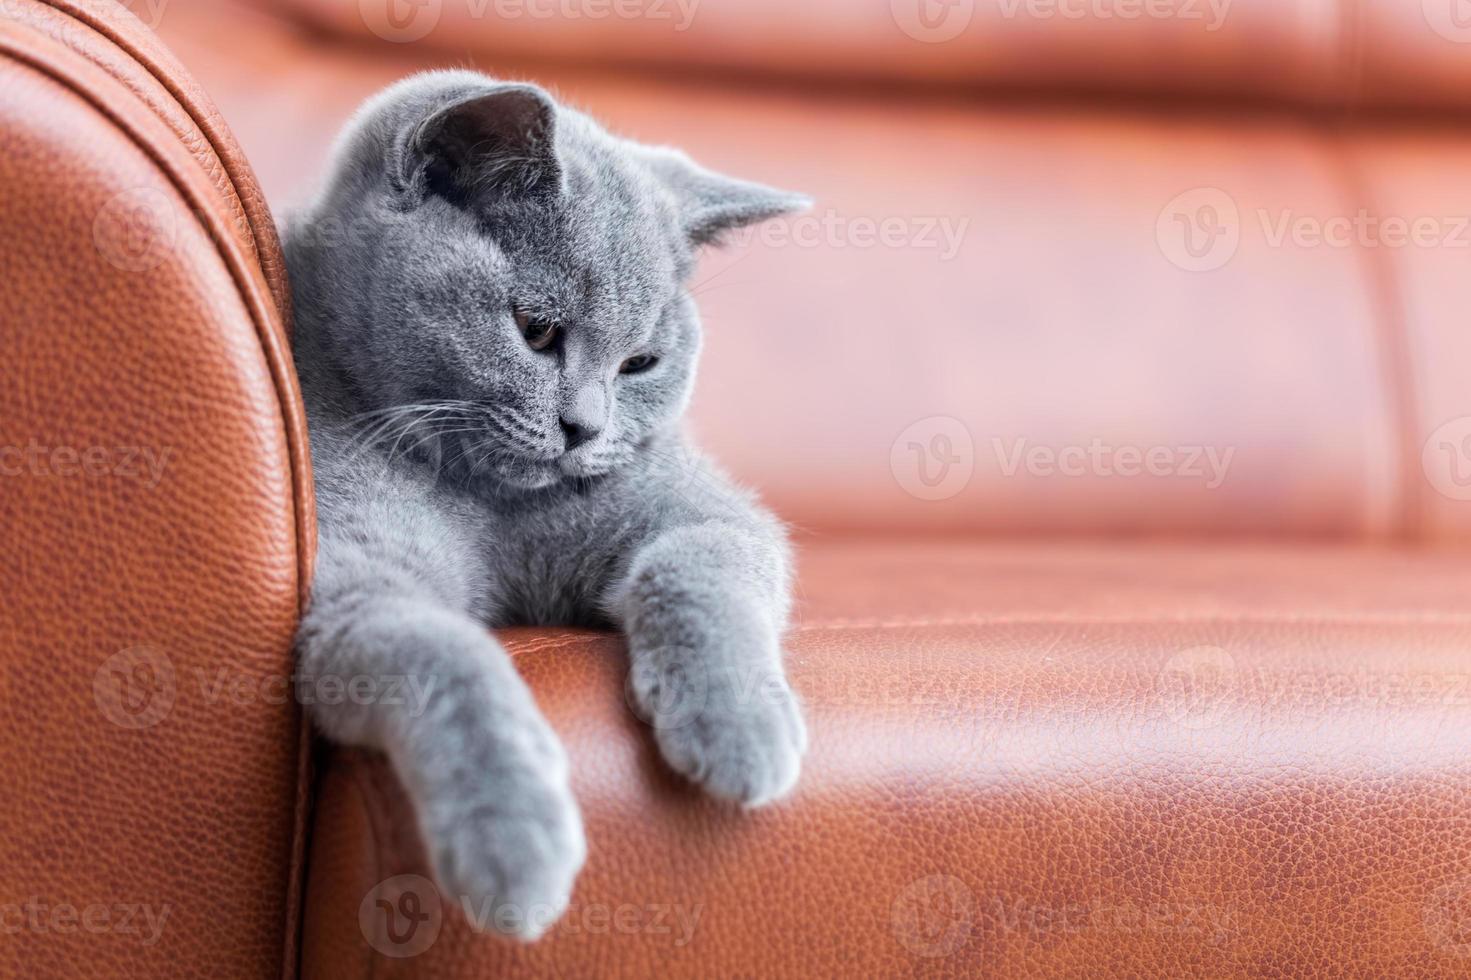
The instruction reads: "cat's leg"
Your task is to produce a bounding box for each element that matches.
[602,461,807,806]
[298,456,584,939]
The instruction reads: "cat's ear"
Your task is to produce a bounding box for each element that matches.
[400,84,562,204]
[641,147,810,246]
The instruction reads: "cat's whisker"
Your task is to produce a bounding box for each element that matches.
[377,406,484,462]
[347,401,480,446]
[686,250,754,298]
[348,403,475,456]
[348,399,468,422]
[640,445,753,522]
[408,426,495,475]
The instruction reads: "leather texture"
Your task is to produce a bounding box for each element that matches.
[0,1,313,976]
[9,0,295,323]
[302,541,1471,977]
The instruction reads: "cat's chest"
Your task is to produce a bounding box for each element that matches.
[473,487,629,628]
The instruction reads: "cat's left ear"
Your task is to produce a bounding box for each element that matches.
[403,83,563,204]
[641,147,811,246]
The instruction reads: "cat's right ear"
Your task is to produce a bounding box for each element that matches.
[393,84,563,207]
[636,146,811,247]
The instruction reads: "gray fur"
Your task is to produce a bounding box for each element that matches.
[286,71,809,940]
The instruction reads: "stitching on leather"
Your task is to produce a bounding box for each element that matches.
[793,612,1471,629]
[504,633,612,658]
[492,612,1471,654]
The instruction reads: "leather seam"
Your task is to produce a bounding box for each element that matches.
[498,612,1471,651]
[1321,1,1422,539]
[504,633,614,658]
[18,0,256,263]
[347,755,392,980]
[792,613,1471,629]
[1326,134,1425,541]
[33,0,291,324]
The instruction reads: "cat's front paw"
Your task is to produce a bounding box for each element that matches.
[424,752,587,941]
[630,654,807,807]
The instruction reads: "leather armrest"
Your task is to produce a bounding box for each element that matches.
[0,3,313,975]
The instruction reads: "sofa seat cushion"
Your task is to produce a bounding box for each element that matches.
[300,538,1471,977]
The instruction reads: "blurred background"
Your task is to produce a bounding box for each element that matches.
[146,0,1471,543]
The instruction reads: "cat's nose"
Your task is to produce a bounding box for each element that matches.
[559,382,607,450]
[559,416,600,450]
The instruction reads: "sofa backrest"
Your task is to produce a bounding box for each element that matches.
[268,0,1471,110]
[232,1,1471,540]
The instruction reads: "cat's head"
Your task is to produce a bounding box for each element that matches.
[287,70,806,490]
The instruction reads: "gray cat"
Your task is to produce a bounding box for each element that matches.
[285,71,808,940]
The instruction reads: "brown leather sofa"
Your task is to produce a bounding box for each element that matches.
[7,0,1471,976]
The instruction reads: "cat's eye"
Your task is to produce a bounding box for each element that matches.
[515,309,559,352]
[620,355,658,375]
